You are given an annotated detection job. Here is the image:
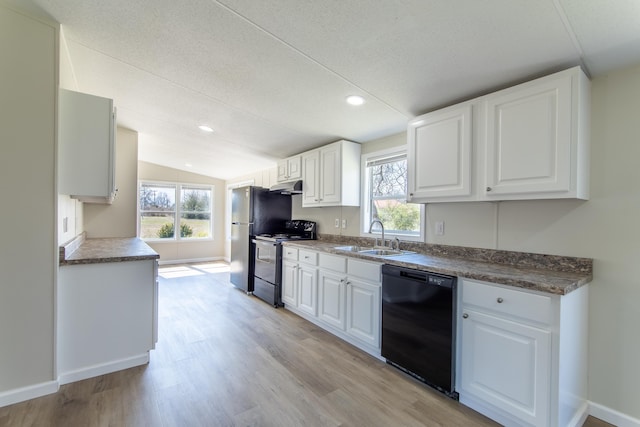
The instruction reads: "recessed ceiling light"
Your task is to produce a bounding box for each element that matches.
[185,163,193,168]
[346,95,365,106]
[198,125,214,132]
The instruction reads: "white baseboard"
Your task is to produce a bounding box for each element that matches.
[157,256,225,265]
[0,380,59,408]
[58,353,150,385]
[568,401,589,427]
[590,401,640,427]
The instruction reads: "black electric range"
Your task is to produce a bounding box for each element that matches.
[252,220,316,307]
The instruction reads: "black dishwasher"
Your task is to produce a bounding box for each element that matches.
[381,264,458,398]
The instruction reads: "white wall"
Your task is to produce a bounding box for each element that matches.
[57,26,82,245]
[84,127,138,238]
[0,5,57,395]
[139,161,226,263]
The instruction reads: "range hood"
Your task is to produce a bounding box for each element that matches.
[269,180,303,195]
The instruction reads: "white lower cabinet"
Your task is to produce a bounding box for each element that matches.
[345,278,381,349]
[297,263,318,316]
[282,247,382,357]
[282,248,317,315]
[57,259,158,384]
[457,278,589,427]
[318,269,346,330]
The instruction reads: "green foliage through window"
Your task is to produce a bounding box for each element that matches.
[157,223,194,238]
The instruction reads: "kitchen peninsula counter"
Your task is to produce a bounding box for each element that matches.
[57,232,159,385]
[282,239,592,296]
[59,233,159,265]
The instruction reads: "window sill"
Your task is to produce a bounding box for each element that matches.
[359,232,424,243]
[142,238,215,243]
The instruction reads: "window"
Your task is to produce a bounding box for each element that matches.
[139,182,213,240]
[361,149,424,241]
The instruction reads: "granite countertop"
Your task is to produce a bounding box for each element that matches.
[59,233,159,265]
[282,239,592,296]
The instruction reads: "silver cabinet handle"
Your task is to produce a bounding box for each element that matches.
[486,187,492,192]
[462,313,469,319]
[497,297,504,303]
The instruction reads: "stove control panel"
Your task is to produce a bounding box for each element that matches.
[285,220,317,238]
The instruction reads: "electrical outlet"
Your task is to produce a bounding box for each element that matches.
[435,221,445,236]
[342,219,347,229]
[335,218,340,228]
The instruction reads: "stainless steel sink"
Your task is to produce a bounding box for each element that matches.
[334,246,415,257]
[357,249,415,257]
[333,245,369,252]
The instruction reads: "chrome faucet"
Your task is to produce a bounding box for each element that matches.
[392,237,401,251]
[369,219,385,248]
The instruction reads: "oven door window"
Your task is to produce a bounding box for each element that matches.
[254,241,277,283]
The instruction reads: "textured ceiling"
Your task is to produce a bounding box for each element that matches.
[5,0,640,180]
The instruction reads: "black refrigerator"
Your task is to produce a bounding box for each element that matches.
[230,186,291,292]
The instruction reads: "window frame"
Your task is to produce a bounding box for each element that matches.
[360,147,425,242]
[138,180,214,242]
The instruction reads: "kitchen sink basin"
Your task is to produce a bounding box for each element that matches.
[333,245,368,252]
[334,246,415,257]
[357,249,414,257]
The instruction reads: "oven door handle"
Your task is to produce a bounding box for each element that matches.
[252,239,276,246]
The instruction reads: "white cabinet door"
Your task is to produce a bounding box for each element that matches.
[302,150,320,206]
[276,159,289,182]
[460,309,551,427]
[297,264,318,316]
[277,155,302,182]
[345,279,380,349]
[484,72,574,198]
[319,144,341,204]
[287,155,302,180]
[58,88,116,203]
[408,103,473,201]
[301,140,360,207]
[282,260,298,307]
[318,270,346,330]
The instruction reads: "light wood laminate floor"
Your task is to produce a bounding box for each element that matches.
[1,262,612,427]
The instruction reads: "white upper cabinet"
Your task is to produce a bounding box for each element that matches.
[484,67,589,200]
[302,140,361,207]
[408,103,473,202]
[276,155,302,182]
[407,66,590,203]
[58,88,117,203]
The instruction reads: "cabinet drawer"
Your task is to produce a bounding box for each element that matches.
[319,253,347,273]
[462,279,552,324]
[298,250,318,266]
[347,259,382,283]
[283,247,298,261]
